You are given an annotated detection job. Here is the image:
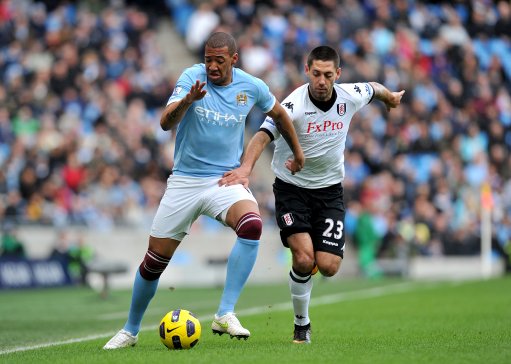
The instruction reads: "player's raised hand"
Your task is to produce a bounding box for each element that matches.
[184,80,207,103]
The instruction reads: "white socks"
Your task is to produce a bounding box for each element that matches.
[289,268,313,326]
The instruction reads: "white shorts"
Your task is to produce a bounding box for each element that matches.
[150,175,257,241]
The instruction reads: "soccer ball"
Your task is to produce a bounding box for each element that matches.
[159,309,201,350]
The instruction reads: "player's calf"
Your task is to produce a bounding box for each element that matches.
[316,254,342,277]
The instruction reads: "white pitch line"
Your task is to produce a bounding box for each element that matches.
[98,300,218,320]
[0,281,432,355]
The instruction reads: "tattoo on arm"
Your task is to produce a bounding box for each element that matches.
[170,102,188,122]
[162,100,190,129]
[370,82,390,102]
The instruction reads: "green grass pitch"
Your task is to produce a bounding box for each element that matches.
[1,277,510,363]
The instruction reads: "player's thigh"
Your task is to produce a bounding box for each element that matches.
[287,232,315,271]
[273,178,311,246]
[150,176,205,241]
[203,183,258,228]
[224,199,259,230]
[311,195,346,258]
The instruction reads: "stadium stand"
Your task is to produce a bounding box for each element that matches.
[0,0,510,277]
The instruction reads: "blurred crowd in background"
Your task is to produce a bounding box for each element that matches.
[1,0,510,272]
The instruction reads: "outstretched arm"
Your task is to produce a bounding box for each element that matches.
[266,102,304,173]
[160,80,207,131]
[219,101,305,187]
[369,82,405,111]
[219,131,271,187]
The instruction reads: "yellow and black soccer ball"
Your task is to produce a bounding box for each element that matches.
[159,309,201,350]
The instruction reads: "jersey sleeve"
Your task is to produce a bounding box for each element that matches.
[253,77,276,113]
[259,92,294,141]
[259,115,279,141]
[339,82,374,111]
[166,65,199,105]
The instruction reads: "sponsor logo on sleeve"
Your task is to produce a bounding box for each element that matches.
[365,83,371,96]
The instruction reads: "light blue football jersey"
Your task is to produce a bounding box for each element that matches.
[167,64,276,177]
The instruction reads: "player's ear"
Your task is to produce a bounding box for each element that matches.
[232,52,239,65]
[304,64,310,75]
[336,67,341,80]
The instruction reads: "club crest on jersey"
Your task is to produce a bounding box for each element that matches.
[337,103,346,116]
[282,213,294,226]
[236,92,248,106]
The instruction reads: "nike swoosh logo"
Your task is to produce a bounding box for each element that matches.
[214,321,229,329]
[166,327,179,333]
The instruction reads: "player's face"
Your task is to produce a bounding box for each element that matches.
[305,60,341,101]
[204,45,238,86]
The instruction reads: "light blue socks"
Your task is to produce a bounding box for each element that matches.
[124,270,159,335]
[217,237,259,316]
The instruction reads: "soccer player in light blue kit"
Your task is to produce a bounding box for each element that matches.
[104,32,304,349]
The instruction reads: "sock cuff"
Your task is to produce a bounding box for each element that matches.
[139,249,170,281]
[290,268,311,283]
[237,237,260,246]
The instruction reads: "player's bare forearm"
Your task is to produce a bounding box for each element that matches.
[369,82,405,111]
[160,99,192,130]
[274,118,304,173]
[219,131,270,187]
[267,104,304,173]
[160,80,207,131]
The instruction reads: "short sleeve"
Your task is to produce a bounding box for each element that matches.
[339,82,374,111]
[253,77,276,113]
[259,92,294,140]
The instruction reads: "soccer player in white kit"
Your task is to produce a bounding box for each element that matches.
[104,32,304,349]
[220,45,405,343]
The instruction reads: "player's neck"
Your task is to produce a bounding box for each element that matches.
[210,68,234,87]
[308,87,337,112]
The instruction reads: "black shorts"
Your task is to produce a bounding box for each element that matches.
[273,178,345,258]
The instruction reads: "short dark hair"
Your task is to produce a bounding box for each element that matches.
[307,46,340,68]
[205,32,237,56]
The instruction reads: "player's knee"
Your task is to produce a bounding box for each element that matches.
[139,249,171,281]
[318,259,342,277]
[293,251,316,273]
[235,212,262,240]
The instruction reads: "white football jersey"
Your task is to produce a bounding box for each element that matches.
[261,82,374,188]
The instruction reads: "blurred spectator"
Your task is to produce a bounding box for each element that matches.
[0,223,26,258]
[353,178,384,278]
[0,0,173,232]
[185,2,219,55]
[50,229,94,285]
[1,0,511,266]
